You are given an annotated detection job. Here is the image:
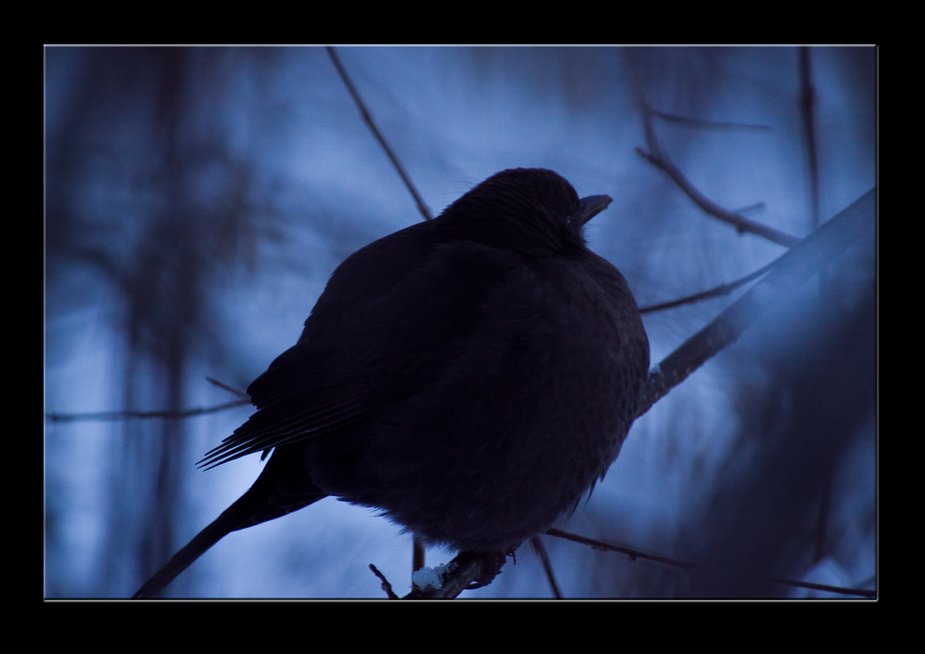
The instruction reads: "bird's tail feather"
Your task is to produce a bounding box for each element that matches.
[132,490,264,599]
[133,449,326,599]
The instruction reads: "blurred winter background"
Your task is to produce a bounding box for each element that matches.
[44,46,876,599]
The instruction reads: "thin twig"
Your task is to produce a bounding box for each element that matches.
[206,376,249,400]
[799,47,820,229]
[326,46,433,222]
[46,376,251,423]
[624,49,661,159]
[652,109,772,132]
[639,258,778,314]
[635,147,802,248]
[625,50,800,249]
[45,399,249,423]
[546,528,875,598]
[369,564,399,599]
[531,536,563,599]
[547,527,695,568]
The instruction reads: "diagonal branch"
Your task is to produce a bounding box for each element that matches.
[635,147,802,248]
[638,187,875,417]
[625,50,801,249]
[326,46,433,222]
[639,257,778,314]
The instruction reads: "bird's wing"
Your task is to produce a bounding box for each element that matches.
[199,238,521,469]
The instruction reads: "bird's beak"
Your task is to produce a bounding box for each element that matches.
[576,194,613,227]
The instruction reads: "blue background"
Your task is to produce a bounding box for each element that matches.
[44,46,876,598]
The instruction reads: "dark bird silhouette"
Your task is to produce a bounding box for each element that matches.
[133,168,649,598]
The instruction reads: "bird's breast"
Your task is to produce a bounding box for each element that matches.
[306,252,648,551]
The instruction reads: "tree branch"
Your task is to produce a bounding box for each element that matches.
[625,50,801,249]
[45,399,248,423]
[326,46,433,222]
[639,257,778,314]
[634,147,802,248]
[546,528,875,598]
[638,187,874,417]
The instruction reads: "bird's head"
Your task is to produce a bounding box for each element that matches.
[441,168,612,256]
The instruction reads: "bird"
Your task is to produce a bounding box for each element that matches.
[132,168,650,598]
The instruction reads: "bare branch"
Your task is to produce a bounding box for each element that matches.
[635,147,802,248]
[531,535,563,599]
[45,399,248,423]
[46,376,250,423]
[205,376,249,400]
[639,257,779,314]
[546,528,875,598]
[799,47,821,228]
[651,109,772,132]
[638,187,875,417]
[326,46,433,222]
[625,50,801,249]
[369,564,400,599]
